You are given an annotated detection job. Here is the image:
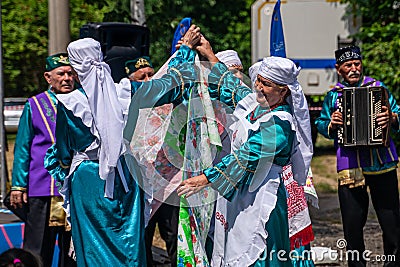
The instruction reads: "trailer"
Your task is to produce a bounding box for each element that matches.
[251,0,360,143]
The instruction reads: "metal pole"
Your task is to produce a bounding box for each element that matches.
[130,0,147,26]
[48,0,70,55]
[0,2,8,206]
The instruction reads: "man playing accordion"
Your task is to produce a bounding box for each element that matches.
[316,45,400,267]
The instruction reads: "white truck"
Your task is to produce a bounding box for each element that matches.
[251,0,360,143]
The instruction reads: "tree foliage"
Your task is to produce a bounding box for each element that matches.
[2,0,399,99]
[1,0,126,96]
[342,0,400,99]
[143,0,253,71]
[1,0,253,96]
[2,0,48,96]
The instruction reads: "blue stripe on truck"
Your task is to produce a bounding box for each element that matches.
[290,59,336,69]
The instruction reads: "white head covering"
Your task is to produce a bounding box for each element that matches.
[258,56,299,85]
[248,61,262,87]
[258,56,313,185]
[67,38,126,198]
[215,50,242,68]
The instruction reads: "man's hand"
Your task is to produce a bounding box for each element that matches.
[10,190,27,209]
[177,174,210,198]
[376,106,394,129]
[330,110,343,130]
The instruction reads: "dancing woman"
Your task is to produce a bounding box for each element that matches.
[178,36,313,267]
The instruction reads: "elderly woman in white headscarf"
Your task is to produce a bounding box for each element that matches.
[177,36,313,267]
[215,50,244,80]
[45,25,201,266]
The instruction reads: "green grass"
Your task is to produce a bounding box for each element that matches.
[314,181,337,194]
[311,134,338,193]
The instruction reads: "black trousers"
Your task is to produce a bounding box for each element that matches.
[338,169,400,267]
[145,194,179,267]
[24,197,76,267]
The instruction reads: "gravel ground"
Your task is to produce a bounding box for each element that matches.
[309,193,385,266]
[309,137,398,267]
[4,135,397,266]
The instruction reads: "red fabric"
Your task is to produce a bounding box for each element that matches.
[289,224,315,249]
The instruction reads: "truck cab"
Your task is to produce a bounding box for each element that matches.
[251,0,360,144]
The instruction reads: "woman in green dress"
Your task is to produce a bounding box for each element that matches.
[45,26,201,266]
[178,36,313,267]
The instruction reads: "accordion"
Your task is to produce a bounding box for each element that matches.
[337,86,390,147]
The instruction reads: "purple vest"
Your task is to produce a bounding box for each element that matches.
[334,76,399,171]
[28,91,59,197]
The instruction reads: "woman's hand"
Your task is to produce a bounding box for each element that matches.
[196,35,219,66]
[177,174,210,198]
[181,25,201,49]
[175,40,184,50]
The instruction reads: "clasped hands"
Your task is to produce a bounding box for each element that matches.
[176,24,219,64]
[330,106,396,131]
[177,174,210,198]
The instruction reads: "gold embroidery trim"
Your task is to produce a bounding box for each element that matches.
[214,166,238,190]
[59,160,70,169]
[45,91,57,115]
[363,166,397,175]
[217,71,230,98]
[135,58,150,69]
[231,84,241,109]
[32,95,56,195]
[338,168,365,188]
[49,196,67,227]
[32,96,55,144]
[232,151,255,173]
[11,186,26,192]
[169,67,185,100]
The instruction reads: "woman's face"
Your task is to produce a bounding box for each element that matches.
[254,75,287,108]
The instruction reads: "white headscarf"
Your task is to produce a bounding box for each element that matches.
[215,50,242,68]
[67,38,126,198]
[258,56,313,185]
[248,61,262,88]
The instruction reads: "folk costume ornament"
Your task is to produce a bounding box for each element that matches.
[250,102,286,121]
[45,52,70,71]
[125,56,153,76]
[335,45,362,65]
